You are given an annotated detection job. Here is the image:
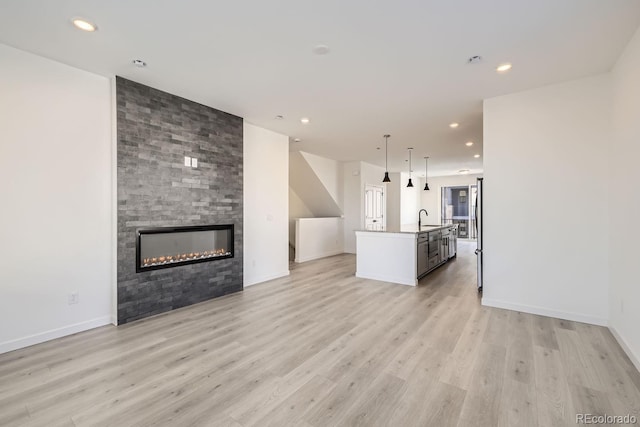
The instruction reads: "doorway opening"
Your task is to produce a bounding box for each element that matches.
[441,185,477,239]
[364,184,385,231]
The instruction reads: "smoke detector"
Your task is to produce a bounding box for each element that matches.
[132,59,147,68]
[312,45,330,55]
[467,55,483,64]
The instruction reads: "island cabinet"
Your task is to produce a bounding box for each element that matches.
[417,233,429,277]
[355,231,418,286]
[355,224,457,286]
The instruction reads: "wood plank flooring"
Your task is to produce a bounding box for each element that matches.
[1,241,639,426]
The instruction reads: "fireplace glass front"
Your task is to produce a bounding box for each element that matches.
[136,224,233,272]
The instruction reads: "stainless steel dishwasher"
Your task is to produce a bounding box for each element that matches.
[440,227,450,264]
[417,233,429,277]
[427,231,441,270]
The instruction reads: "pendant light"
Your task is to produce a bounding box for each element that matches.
[423,157,430,191]
[382,134,391,183]
[407,148,414,187]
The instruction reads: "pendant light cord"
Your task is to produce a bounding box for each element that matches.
[382,135,392,183]
[407,148,414,187]
[385,136,388,171]
[423,156,430,191]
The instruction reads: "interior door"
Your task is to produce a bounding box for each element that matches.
[364,185,385,230]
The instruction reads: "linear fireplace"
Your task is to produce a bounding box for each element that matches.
[136,224,234,273]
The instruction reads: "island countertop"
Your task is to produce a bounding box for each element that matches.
[358,223,456,234]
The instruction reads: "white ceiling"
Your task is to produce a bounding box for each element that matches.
[1,1,639,176]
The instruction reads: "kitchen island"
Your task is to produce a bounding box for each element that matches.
[355,224,457,286]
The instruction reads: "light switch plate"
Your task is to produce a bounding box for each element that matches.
[184,156,191,167]
[68,292,79,305]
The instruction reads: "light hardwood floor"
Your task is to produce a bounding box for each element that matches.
[1,241,639,426]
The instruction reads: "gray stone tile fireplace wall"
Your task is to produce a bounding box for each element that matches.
[116,77,243,324]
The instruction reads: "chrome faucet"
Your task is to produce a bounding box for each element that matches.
[418,209,428,228]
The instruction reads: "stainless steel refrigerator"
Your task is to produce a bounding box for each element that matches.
[475,177,483,291]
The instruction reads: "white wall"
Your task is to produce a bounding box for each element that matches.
[386,172,427,228]
[289,188,313,219]
[342,162,361,253]
[385,173,402,231]
[483,74,611,325]
[0,44,113,353]
[609,27,640,369]
[360,162,386,190]
[289,188,313,247]
[300,152,344,210]
[289,151,342,217]
[400,173,422,226]
[295,218,344,263]
[420,173,483,225]
[243,122,290,286]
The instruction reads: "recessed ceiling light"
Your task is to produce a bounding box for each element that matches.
[275,115,284,120]
[465,141,474,146]
[72,18,97,32]
[496,63,512,73]
[312,45,330,55]
[132,59,147,68]
[458,169,470,175]
[300,118,310,124]
[449,122,459,129]
[474,154,480,158]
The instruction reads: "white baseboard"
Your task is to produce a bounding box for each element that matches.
[356,272,417,287]
[481,298,608,326]
[0,316,112,355]
[244,270,290,287]
[295,250,343,263]
[609,326,640,373]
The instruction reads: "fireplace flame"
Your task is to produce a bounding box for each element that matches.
[142,248,230,267]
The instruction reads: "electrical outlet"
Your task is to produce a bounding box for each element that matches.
[68,292,79,305]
